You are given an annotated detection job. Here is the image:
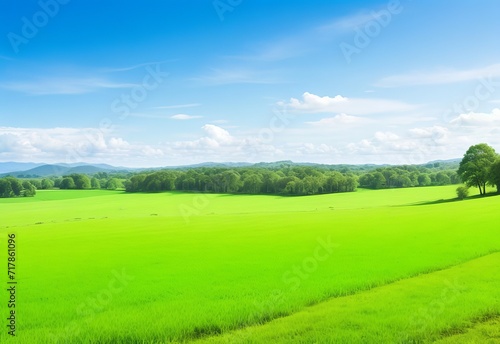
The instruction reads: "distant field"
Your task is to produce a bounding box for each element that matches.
[0,186,498,343]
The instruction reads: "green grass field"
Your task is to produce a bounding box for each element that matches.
[0,185,498,343]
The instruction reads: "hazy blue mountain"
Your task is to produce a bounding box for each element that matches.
[0,162,45,174]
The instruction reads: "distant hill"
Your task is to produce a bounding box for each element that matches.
[65,166,108,175]
[0,158,463,178]
[0,163,133,178]
[2,164,70,177]
[0,162,45,174]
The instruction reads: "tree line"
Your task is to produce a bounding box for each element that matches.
[0,177,36,198]
[16,173,124,191]
[124,163,462,196]
[359,166,460,189]
[125,167,358,195]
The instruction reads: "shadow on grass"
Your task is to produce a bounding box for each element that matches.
[410,192,500,206]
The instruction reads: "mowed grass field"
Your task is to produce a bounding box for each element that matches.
[0,185,499,343]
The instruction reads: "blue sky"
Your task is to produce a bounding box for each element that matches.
[1,0,500,167]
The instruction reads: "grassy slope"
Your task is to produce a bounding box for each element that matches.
[197,253,500,343]
[0,186,498,343]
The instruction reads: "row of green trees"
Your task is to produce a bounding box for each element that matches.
[359,167,460,189]
[124,162,463,196]
[458,143,500,195]
[0,177,36,198]
[125,167,359,195]
[56,174,123,190]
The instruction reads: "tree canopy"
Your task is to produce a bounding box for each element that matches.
[0,177,36,198]
[458,143,498,195]
[125,167,359,196]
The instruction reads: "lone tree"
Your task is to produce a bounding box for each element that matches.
[457,143,497,195]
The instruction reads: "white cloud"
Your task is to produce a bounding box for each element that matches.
[5,109,500,167]
[282,92,417,115]
[170,114,203,120]
[296,143,338,155]
[140,146,164,157]
[376,63,500,87]
[173,124,235,149]
[202,124,234,144]
[409,126,449,144]
[108,137,131,150]
[170,124,287,162]
[347,132,422,164]
[374,131,400,142]
[449,108,500,126]
[0,127,163,165]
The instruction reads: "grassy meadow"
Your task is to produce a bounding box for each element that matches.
[0,185,499,343]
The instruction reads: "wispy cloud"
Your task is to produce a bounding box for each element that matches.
[224,35,312,62]
[170,114,203,120]
[100,60,176,73]
[226,9,387,63]
[376,63,500,87]
[0,77,138,95]
[319,12,379,33]
[127,113,203,120]
[223,11,375,63]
